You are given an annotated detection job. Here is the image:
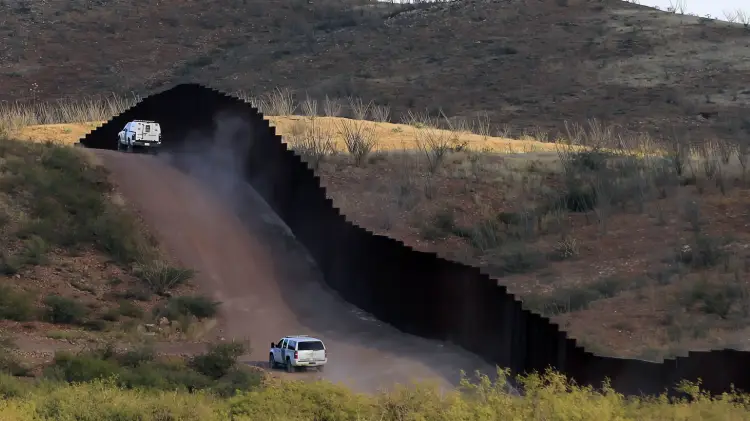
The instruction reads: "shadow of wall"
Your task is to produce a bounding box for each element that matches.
[79,84,750,397]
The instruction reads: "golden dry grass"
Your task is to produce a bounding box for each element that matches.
[14,122,105,144]
[16,116,559,154]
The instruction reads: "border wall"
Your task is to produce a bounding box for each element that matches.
[80,84,750,397]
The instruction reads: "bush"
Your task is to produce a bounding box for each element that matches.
[45,351,122,383]
[212,367,262,397]
[189,341,247,380]
[678,234,727,269]
[163,295,220,320]
[41,345,257,396]
[133,261,195,295]
[0,373,31,399]
[118,361,213,392]
[685,280,741,319]
[484,243,547,276]
[0,285,36,321]
[0,252,22,275]
[82,318,109,332]
[0,350,30,377]
[561,184,598,212]
[119,287,151,302]
[43,295,88,325]
[524,277,632,315]
[116,346,156,368]
[117,300,143,318]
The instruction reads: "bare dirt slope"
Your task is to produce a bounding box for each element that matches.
[95,148,493,392]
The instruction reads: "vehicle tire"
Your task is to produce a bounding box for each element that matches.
[285,358,294,373]
[317,365,324,373]
[269,354,276,369]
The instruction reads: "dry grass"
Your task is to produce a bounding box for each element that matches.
[5,94,561,154]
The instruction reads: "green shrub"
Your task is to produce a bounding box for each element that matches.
[163,295,220,320]
[21,234,49,265]
[133,261,195,295]
[524,277,633,315]
[0,285,36,321]
[484,243,547,276]
[189,341,247,380]
[0,350,30,377]
[117,300,143,318]
[678,234,727,269]
[685,280,741,319]
[0,373,31,399]
[43,295,88,325]
[561,184,598,212]
[100,308,120,322]
[41,345,257,395]
[116,346,156,368]
[212,367,262,397]
[119,287,151,302]
[45,351,121,383]
[118,361,213,392]
[82,318,109,331]
[0,252,22,275]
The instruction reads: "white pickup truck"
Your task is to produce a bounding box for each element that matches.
[269,335,327,373]
[117,120,161,152]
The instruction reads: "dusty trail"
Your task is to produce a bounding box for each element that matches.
[95,149,494,393]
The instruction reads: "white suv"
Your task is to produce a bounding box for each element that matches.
[270,335,327,372]
[117,120,161,152]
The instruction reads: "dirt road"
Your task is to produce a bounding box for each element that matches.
[96,149,494,393]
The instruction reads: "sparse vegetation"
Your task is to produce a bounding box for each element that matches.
[0,133,199,347]
[0,285,36,321]
[336,118,378,165]
[40,341,260,397]
[156,295,220,321]
[43,295,89,325]
[132,261,196,295]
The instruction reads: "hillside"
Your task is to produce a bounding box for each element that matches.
[2,0,749,140]
[0,135,223,374]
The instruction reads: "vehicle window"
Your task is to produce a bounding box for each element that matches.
[286,340,296,350]
[298,341,324,351]
[276,339,285,347]
[145,124,150,133]
[279,339,287,349]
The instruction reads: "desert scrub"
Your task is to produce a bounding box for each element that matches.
[41,342,260,397]
[0,138,153,266]
[0,137,192,296]
[2,369,750,420]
